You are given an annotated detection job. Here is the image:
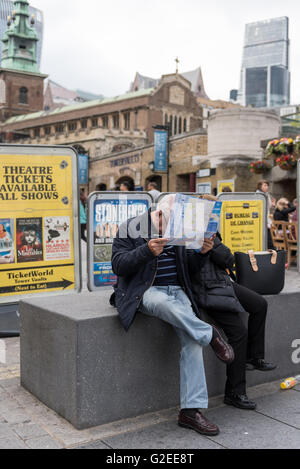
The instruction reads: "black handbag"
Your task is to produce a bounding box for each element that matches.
[234,250,286,295]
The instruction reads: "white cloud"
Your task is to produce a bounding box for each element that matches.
[31,0,300,103]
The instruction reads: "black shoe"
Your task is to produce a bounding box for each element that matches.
[210,326,235,365]
[224,393,257,410]
[178,409,220,436]
[246,359,277,372]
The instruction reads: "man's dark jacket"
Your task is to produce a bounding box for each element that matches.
[189,235,246,316]
[111,210,208,331]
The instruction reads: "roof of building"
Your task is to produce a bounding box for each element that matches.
[5,87,155,125]
[130,67,209,98]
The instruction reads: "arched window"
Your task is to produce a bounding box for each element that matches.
[169,116,173,136]
[178,117,182,134]
[19,87,28,104]
[174,116,177,135]
[183,118,187,133]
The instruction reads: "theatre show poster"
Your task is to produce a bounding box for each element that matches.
[44,217,71,261]
[0,219,15,264]
[0,152,76,299]
[92,197,149,287]
[16,218,43,264]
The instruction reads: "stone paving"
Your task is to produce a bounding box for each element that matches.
[0,243,299,449]
[0,337,299,449]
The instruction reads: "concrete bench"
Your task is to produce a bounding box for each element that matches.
[20,289,300,430]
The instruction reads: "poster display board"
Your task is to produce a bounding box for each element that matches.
[196,182,211,194]
[87,192,153,291]
[0,145,81,304]
[218,192,268,254]
[217,179,235,194]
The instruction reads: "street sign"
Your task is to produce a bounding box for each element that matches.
[0,145,81,304]
[218,192,268,254]
[87,192,153,290]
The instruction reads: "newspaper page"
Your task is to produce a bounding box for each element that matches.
[164,194,222,249]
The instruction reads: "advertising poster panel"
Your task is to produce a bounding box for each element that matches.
[78,153,89,185]
[218,193,267,254]
[88,192,152,290]
[218,179,235,194]
[0,145,81,303]
[154,130,168,173]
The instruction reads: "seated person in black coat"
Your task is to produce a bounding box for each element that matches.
[274,198,296,226]
[189,234,277,410]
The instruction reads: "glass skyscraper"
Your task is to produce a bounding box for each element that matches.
[0,0,43,67]
[238,17,290,108]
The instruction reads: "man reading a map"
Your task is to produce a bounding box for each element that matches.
[112,194,234,436]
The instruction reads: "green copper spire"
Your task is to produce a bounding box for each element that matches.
[2,0,39,73]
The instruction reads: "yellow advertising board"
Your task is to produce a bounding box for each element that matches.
[218,180,235,194]
[221,199,264,253]
[0,148,80,302]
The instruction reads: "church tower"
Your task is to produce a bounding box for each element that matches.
[0,0,47,121]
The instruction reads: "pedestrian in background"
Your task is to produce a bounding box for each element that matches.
[274,198,296,225]
[147,181,161,202]
[256,180,275,249]
[120,181,134,192]
[292,199,298,223]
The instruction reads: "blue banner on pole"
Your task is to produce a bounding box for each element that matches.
[154,130,168,172]
[78,154,89,184]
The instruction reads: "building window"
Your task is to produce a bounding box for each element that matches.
[34,128,40,138]
[164,114,169,126]
[102,116,108,128]
[55,123,65,134]
[113,114,119,129]
[19,87,28,104]
[81,119,88,129]
[183,118,187,133]
[45,126,51,135]
[178,117,182,134]
[124,112,130,130]
[174,116,178,135]
[68,121,77,132]
[169,116,173,136]
[91,118,98,128]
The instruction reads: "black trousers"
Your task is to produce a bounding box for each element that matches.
[207,283,268,396]
[81,224,87,243]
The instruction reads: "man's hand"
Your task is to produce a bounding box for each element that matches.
[201,236,215,255]
[148,238,168,257]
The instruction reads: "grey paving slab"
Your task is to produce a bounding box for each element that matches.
[74,440,111,450]
[25,435,64,449]
[12,422,49,441]
[0,408,32,425]
[0,422,18,439]
[0,436,27,449]
[254,389,300,429]
[205,406,300,449]
[102,420,222,450]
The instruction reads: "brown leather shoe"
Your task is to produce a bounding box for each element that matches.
[210,326,235,364]
[178,410,220,436]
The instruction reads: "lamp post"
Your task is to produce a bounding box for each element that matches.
[152,124,171,192]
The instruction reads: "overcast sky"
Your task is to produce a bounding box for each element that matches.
[31,0,300,104]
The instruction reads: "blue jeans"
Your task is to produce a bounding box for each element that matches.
[141,286,213,410]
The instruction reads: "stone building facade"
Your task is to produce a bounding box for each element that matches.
[0,73,203,160]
